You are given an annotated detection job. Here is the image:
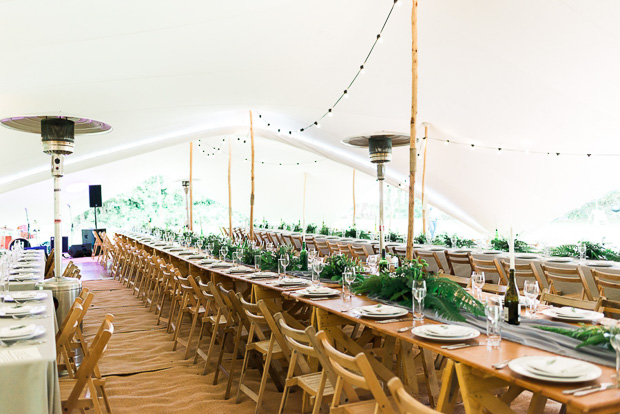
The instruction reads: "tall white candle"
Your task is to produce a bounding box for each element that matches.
[509,227,515,269]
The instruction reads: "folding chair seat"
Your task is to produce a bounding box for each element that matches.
[540,264,593,300]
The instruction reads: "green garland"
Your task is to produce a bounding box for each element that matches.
[551,241,620,262]
[321,254,364,282]
[491,236,532,253]
[535,325,615,351]
[353,259,484,322]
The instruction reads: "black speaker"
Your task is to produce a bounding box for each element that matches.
[89,185,102,208]
[69,244,92,258]
[50,236,69,253]
[81,228,107,248]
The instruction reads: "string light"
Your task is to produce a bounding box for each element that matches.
[253,1,397,133]
[197,138,324,166]
[429,135,620,157]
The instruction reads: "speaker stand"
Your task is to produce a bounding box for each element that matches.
[94,207,98,229]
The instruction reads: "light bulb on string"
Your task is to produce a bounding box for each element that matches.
[328,109,333,117]
[344,90,349,98]
[377,34,382,43]
[471,144,475,150]
[360,65,366,74]
[444,140,449,145]
[315,122,320,128]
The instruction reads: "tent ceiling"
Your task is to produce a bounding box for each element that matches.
[1,0,619,236]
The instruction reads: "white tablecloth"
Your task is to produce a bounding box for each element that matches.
[0,291,61,413]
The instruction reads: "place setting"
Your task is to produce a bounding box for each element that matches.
[8,273,40,282]
[223,266,254,275]
[508,356,602,384]
[293,285,341,300]
[0,323,47,347]
[246,271,279,280]
[0,304,47,319]
[411,324,480,343]
[0,291,47,303]
[269,277,310,287]
[541,307,605,323]
[350,304,409,321]
[208,262,234,269]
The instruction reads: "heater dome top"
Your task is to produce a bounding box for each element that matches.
[0,115,111,135]
[341,132,409,148]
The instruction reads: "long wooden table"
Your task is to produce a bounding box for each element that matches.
[126,234,620,414]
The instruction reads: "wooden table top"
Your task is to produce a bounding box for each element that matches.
[130,236,620,414]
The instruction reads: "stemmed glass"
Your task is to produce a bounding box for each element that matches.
[279,254,290,281]
[412,280,426,321]
[312,258,325,287]
[471,272,485,300]
[207,243,215,258]
[235,250,244,266]
[366,255,378,275]
[220,246,228,261]
[523,280,540,318]
[451,235,458,249]
[577,242,587,263]
[254,255,262,272]
[485,297,503,348]
[343,267,356,299]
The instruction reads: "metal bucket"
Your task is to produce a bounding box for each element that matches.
[37,276,81,328]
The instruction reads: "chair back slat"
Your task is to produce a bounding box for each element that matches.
[445,251,473,276]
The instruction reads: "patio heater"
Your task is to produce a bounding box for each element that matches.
[342,133,409,253]
[0,115,111,324]
[181,180,190,228]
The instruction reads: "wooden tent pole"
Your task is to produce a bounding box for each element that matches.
[189,141,193,231]
[249,110,255,241]
[228,138,233,238]
[406,0,418,261]
[352,169,356,227]
[421,124,428,234]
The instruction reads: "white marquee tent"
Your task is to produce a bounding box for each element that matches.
[1,0,619,242]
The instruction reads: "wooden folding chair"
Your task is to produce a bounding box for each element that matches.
[500,260,546,290]
[281,234,294,248]
[469,256,506,285]
[350,245,368,263]
[592,268,620,298]
[387,377,440,414]
[540,289,600,310]
[275,313,336,414]
[445,251,473,277]
[92,230,103,258]
[290,234,303,251]
[414,250,444,274]
[193,280,227,367]
[316,331,396,414]
[597,297,620,319]
[326,241,340,255]
[540,264,593,300]
[172,275,206,359]
[315,240,331,257]
[56,302,84,377]
[236,297,288,413]
[60,317,114,414]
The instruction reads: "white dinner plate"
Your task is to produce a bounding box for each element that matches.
[248,272,279,279]
[411,324,480,342]
[1,291,47,301]
[517,254,538,259]
[455,249,474,253]
[585,261,613,268]
[200,259,219,265]
[542,308,605,322]
[0,304,46,317]
[227,267,253,274]
[482,251,502,255]
[188,255,206,260]
[0,324,46,340]
[508,356,601,383]
[546,257,572,263]
[209,263,233,269]
[358,304,409,319]
[8,274,40,281]
[274,278,309,286]
[297,287,340,297]
[429,247,445,251]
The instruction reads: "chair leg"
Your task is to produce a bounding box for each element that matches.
[225,325,242,399]
[254,339,275,414]
[193,321,208,364]
[236,345,252,403]
[213,330,230,385]
[203,323,221,375]
[184,311,199,359]
[172,307,185,351]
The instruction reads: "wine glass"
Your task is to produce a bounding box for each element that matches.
[312,258,325,287]
[279,254,290,280]
[471,272,485,300]
[235,250,244,266]
[220,246,228,261]
[577,242,587,263]
[366,255,378,275]
[254,255,262,272]
[412,280,426,321]
[523,280,540,318]
[451,235,458,249]
[485,297,503,348]
[207,243,215,258]
[343,268,356,299]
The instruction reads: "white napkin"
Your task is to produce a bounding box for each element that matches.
[304,286,335,294]
[0,305,34,315]
[200,259,219,264]
[252,272,278,277]
[210,263,233,268]
[360,304,402,315]
[277,278,308,285]
[423,325,473,337]
[554,307,590,318]
[228,267,251,273]
[524,357,592,377]
[0,324,36,339]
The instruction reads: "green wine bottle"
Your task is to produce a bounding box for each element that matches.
[504,268,520,325]
[300,241,308,271]
[378,248,389,273]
